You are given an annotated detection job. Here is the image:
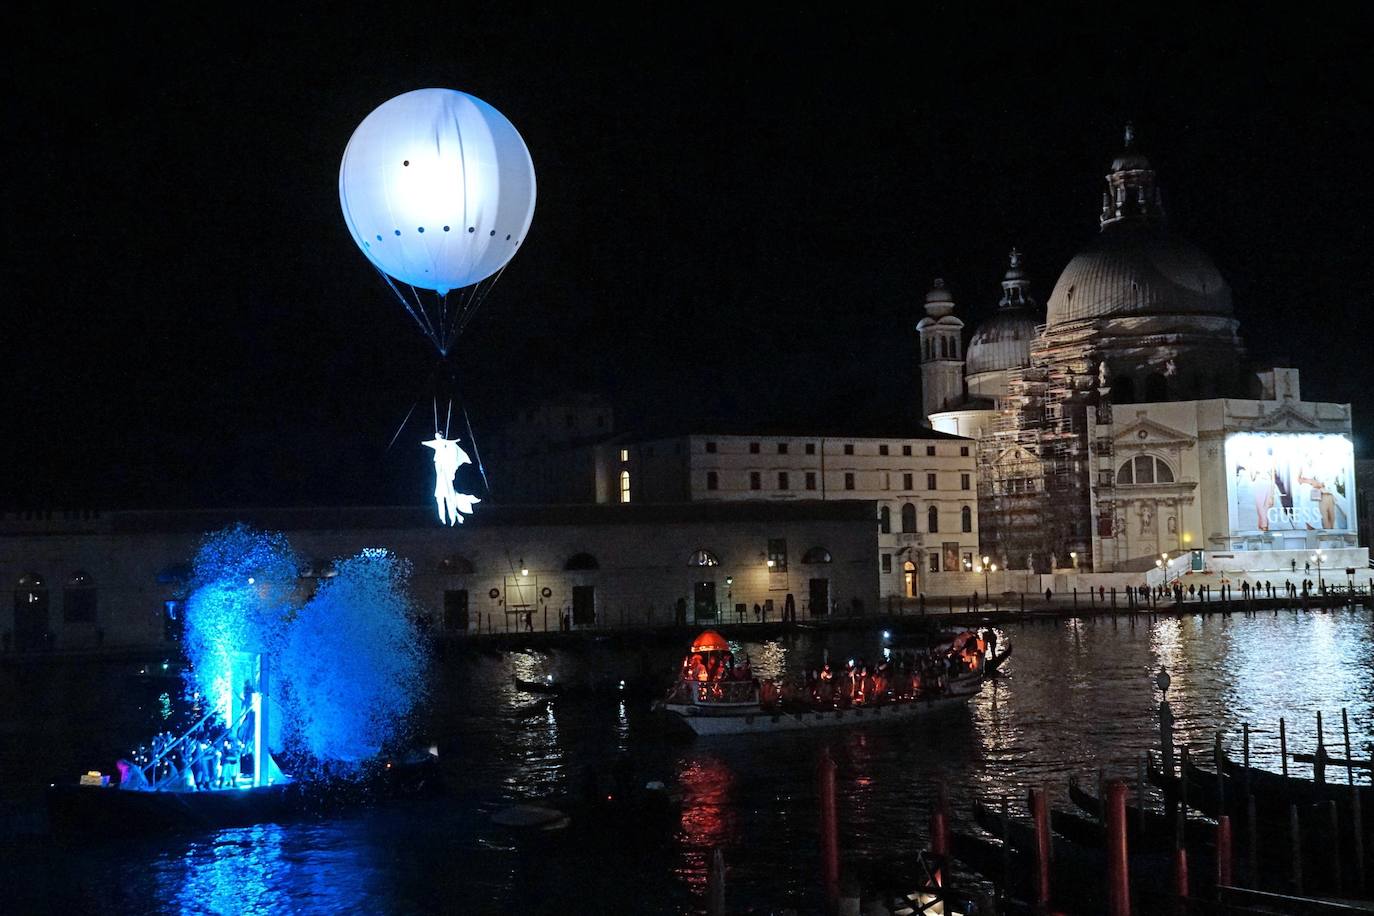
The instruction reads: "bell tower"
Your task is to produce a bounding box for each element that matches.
[916,278,965,425]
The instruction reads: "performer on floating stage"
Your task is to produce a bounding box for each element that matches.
[422,434,482,526]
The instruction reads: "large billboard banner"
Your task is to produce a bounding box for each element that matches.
[1224,432,1356,536]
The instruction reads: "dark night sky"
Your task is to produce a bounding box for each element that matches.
[4,6,1371,509]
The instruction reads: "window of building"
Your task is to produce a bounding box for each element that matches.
[927,473,937,490]
[879,444,889,456]
[805,442,816,455]
[844,443,854,455]
[778,443,788,454]
[565,552,600,570]
[882,472,891,490]
[903,472,913,490]
[961,473,970,490]
[881,554,892,574]
[619,470,631,503]
[767,539,788,571]
[706,471,718,491]
[960,446,969,457]
[1117,455,1175,485]
[961,506,972,532]
[748,441,761,454]
[619,448,629,462]
[778,471,789,490]
[928,553,940,572]
[963,552,974,571]
[844,472,855,490]
[805,471,817,490]
[705,441,717,453]
[926,445,936,456]
[801,546,832,564]
[879,505,891,533]
[927,506,939,532]
[901,502,916,532]
[689,549,721,566]
[64,571,96,624]
[902,445,912,456]
[750,471,761,490]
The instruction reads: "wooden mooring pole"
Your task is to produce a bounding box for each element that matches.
[1106,780,1131,916]
[1216,815,1233,896]
[818,749,840,914]
[1030,786,1052,913]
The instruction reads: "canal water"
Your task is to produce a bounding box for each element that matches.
[2,610,1371,914]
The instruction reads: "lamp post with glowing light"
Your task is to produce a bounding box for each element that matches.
[1069,550,1078,571]
[979,555,995,603]
[1312,549,1324,593]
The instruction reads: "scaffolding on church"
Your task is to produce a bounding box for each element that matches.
[976,322,1098,571]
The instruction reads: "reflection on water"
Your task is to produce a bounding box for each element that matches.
[1,611,1370,914]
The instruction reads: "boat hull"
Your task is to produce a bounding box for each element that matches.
[46,755,443,839]
[665,683,980,736]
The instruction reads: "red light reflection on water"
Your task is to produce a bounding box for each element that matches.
[673,753,738,888]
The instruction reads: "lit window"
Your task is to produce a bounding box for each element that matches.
[619,470,630,503]
[619,448,629,463]
[689,549,720,566]
[706,471,718,491]
[928,553,940,572]
[767,539,788,571]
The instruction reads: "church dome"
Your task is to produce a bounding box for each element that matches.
[967,310,1038,375]
[967,248,1039,376]
[1046,226,1232,326]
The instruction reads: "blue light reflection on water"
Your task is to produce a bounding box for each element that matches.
[2,611,1371,914]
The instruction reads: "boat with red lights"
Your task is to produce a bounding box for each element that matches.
[658,630,987,737]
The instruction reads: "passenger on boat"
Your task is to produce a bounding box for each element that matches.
[818,663,834,706]
[115,759,150,790]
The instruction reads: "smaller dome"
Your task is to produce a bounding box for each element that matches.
[1110,122,1152,172]
[924,278,954,305]
[966,310,1038,376]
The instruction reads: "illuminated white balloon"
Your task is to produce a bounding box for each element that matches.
[339,88,536,293]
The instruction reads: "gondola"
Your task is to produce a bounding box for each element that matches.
[47,749,443,839]
[1217,752,1374,813]
[984,645,1012,675]
[1067,778,1214,849]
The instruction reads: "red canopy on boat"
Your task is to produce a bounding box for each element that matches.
[690,630,731,653]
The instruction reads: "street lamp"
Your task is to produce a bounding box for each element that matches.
[1069,550,1078,570]
[1312,550,1325,593]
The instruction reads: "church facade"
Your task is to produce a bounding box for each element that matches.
[921,127,1363,575]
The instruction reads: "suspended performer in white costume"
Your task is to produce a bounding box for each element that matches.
[422,435,481,525]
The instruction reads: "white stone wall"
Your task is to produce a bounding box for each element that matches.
[0,507,879,651]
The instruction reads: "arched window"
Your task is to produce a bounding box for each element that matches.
[961,506,972,532]
[901,502,917,533]
[438,555,475,575]
[1116,456,1175,485]
[619,470,631,503]
[688,549,720,567]
[64,570,97,623]
[565,553,600,571]
[879,505,891,534]
[801,546,832,564]
[927,506,939,533]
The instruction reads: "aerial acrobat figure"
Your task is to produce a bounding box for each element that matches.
[422,434,482,526]
[338,88,537,526]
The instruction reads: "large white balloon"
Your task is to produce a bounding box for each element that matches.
[339,89,536,293]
